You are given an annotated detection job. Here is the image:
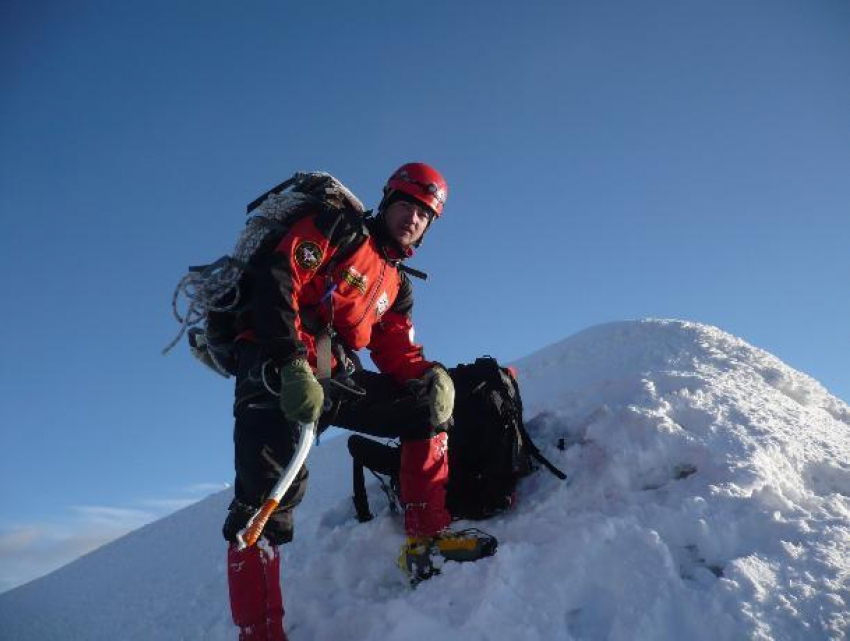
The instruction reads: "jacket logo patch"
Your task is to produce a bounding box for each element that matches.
[342,266,368,294]
[294,240,323,270]
[375,291,389,318]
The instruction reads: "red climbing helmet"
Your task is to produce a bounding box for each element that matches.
[383,162,448,217]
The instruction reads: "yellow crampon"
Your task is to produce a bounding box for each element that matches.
[398,528,498,585]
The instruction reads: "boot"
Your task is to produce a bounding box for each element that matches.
[398,433,498,584]
[227,541,288,641]
[398,528,498,584]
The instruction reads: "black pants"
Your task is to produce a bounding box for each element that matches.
[222,342,432,545]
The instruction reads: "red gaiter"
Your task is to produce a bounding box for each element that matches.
[399,432,451,537]
[227,542,287,641]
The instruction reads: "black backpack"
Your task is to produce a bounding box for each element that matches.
[348,356,567,522]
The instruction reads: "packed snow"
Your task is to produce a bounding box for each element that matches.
[1,319,848,640]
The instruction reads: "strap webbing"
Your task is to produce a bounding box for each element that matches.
[352,459,374,522]
[518,423,568,480]
[316,328,333,415]
[316,330,332,382]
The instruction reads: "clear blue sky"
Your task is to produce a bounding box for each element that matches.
[2,0,849,590]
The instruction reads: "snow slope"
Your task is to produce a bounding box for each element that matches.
[1,319,848,640]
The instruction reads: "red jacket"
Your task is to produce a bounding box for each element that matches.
[245,208,433,383]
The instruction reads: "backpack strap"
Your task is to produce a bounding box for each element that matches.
[352,456,374,522]
[348,435,402,522]
[314,221,368,409]
[518,422,568,480]
[246,176,300,214]
[351,463,400,523]
[496,356,568,481]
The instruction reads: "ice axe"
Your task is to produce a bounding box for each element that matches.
[236,421,316,550]
[237,325,334,549]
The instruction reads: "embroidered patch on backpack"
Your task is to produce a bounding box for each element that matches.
[294,240,323,270]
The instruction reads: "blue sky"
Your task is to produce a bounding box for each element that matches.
[2,0,849,591]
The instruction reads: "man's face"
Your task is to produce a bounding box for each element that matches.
[383,199,432,248]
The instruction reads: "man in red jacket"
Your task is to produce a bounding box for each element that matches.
[223,163,496,640]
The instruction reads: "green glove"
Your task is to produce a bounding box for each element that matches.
[421,366,455,428]
[279,359,325,424]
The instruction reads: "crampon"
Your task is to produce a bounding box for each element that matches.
[398,528,498,585]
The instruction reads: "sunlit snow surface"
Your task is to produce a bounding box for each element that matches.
[1,320,848,640]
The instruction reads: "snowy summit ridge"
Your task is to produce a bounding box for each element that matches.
[514,320,850,640]
[1,319,848,640]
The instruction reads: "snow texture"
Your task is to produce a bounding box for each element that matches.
[1,319,848,640]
